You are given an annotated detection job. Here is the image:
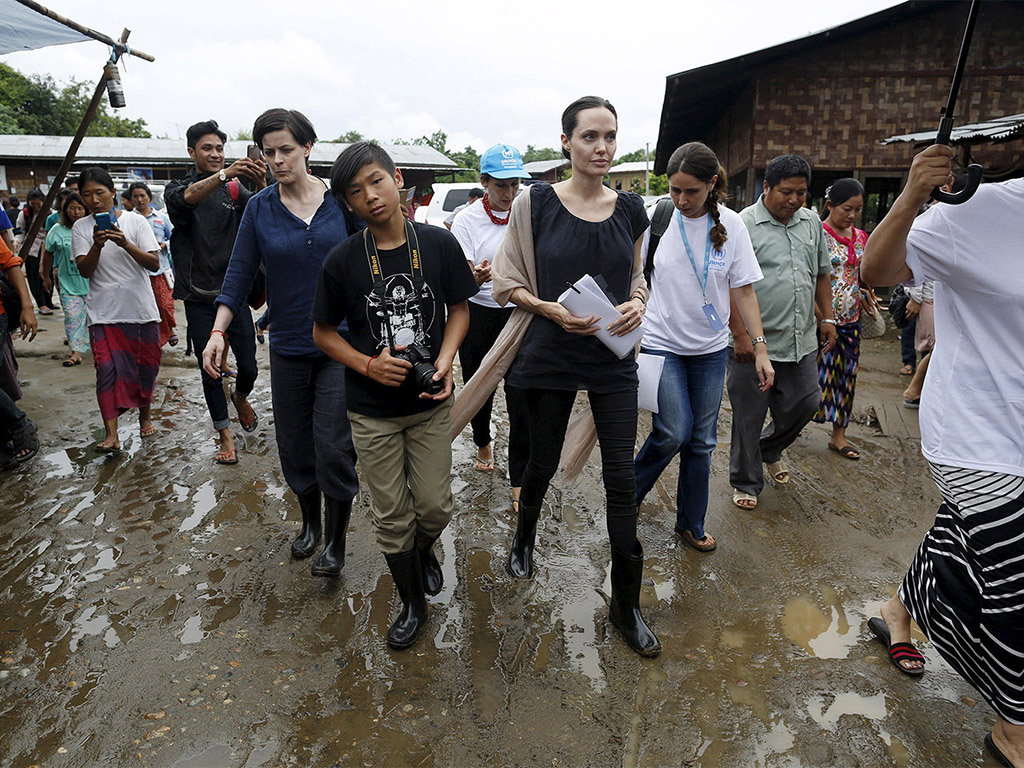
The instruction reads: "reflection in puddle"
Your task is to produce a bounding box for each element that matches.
[180,613,205,645]
[807,691,887,730]
[782,586,856,659]
[179,481,217,534]
[70,606,112,652]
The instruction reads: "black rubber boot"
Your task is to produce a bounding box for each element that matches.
[311,497,352,577]
[609,541,662,658]
[417,533,444,596]
[290,489,322,559]
[384,549,427,650]
[506,503,541,579]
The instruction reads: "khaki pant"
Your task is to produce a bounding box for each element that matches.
[348,399,454,555]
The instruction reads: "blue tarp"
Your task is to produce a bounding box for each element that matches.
[0,0,90,55]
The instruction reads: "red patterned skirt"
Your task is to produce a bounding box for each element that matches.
[150,274,177,346]
[90,322,162,421]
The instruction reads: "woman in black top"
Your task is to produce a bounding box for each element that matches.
[502,96,659,657]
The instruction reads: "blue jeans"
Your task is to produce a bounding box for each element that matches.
[634,347,728,539]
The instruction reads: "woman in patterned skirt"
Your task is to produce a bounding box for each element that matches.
[812,178,876,460]
[862,144,1024,767]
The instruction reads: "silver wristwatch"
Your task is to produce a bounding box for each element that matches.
[218,170,227,183]
[750,335,767,347]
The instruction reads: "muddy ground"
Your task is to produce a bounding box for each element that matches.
[0,306,1005,768]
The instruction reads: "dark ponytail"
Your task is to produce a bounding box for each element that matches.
[665,142,730,250]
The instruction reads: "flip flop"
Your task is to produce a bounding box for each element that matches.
[62,357,81,367]
[216,448,239,465]
[676,526,717,552]
[985,733,1013,767]
[474,457,495,472]
[828,443,861,460]
[11,421,39,464]
[766,460,790,484]
[899,364,915,376]
[732,489,757,510]
[231,391,259,433]
[903,398,920,410]
[140,425,158,438]
[169,335,179,347]
[867,617,925,676]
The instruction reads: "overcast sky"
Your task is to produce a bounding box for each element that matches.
[3,0,899,157]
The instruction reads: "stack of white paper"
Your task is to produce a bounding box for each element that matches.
[557,274,644,360]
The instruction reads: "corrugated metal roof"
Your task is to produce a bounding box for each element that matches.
[880,113,1024,145]
[608,161,653,174]
[0,135,459,169]
[523,159,570,174]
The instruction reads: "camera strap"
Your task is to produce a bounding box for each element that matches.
[363,219,425,347]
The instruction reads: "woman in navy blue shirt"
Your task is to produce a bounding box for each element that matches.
[202,108,359,578]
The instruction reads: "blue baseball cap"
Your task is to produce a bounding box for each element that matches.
[480,144,531,179]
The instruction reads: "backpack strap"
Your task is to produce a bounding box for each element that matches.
[644,198,674,285]
[227,178,240,204]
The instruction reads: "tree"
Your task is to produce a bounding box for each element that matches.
[412,129,448,154]
[617,147,652,164]
[233,128,253,141]
[0,63,151,137]
[522,145,562,163]
[335,130,364,143]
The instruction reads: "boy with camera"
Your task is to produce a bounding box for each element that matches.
[312,142,477,649]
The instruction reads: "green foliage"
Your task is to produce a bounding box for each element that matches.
[233,128,253,141]
[617,147,652,164]
[0,63,150,138]
[335,130,364,143]
[629,173,669,196]
[522,145,562,163]
[412,129,448,154]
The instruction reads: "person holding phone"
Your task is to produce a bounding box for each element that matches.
[71,167,161,452]
[165,120,267,465]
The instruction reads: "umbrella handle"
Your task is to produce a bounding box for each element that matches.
[931,163,983,205]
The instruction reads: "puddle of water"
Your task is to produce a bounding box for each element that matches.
[881,729,912,767]
[807,691,887,730]
[782,585,857,659]
[70,606,111,652]
[179,481,217,534]
[465,548,505,720]
[171,744,235,768]
[180,613,206,645]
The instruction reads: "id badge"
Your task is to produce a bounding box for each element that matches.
[703,301,725,331]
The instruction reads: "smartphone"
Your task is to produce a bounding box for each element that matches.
[247,144,261,161]
[95,212,113,230]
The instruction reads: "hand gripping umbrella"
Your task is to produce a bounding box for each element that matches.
[932,0,984,204]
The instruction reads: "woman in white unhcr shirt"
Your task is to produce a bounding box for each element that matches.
[451,143,532,508]
[634,142,773,552]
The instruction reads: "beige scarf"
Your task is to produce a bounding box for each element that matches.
[449,187,649,480]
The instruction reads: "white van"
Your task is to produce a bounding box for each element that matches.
[414,183,482,228]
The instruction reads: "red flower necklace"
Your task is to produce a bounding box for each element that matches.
[482,194,510,226]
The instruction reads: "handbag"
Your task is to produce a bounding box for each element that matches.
[888,284,911,329]
[860,302,887,339]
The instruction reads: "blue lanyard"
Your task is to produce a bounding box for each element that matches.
[676,210,712,301]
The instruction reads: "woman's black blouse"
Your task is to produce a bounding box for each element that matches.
[506,183,650,393]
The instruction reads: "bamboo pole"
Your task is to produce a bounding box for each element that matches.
[13,0,155,61]
[15,29,133,265]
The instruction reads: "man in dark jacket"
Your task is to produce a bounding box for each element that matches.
[165,120,266,465]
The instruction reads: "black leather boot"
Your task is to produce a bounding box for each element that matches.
[384,549,427,649]
[609,541,662,658]
[311,497,352,577]
[417,533,443,596]
[290,489,322,559]
[506,503,541,579]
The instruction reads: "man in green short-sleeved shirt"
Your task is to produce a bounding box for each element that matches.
[727,155,837,505]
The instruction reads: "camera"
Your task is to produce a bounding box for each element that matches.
[392,343,442,395]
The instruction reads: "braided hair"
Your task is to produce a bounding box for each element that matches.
[665,142,730,250]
